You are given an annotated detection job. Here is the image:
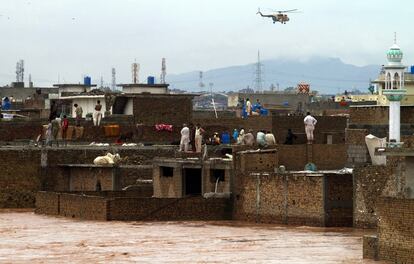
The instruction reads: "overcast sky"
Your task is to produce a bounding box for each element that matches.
[0,0,413,87]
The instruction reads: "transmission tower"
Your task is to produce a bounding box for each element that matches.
[100,76,104,88]
[254,51,263,92]
[131,61,140,84]
[111,68,116,91]
[160,58,166,84]
[15,59,24,82]
[199,71,205,91]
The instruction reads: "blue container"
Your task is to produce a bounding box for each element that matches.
[84,76,91,86]
[411,66,414,74]
[221,132,231,144]
[147,76,155,85]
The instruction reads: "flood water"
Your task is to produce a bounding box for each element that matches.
[0,210,387,263]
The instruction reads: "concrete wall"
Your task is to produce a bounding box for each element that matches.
[377,197,414,263]
[67,166,116,191]
[153,164,183,198]
[203,161,232,194]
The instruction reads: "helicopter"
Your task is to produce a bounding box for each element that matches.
[256,8,299,24]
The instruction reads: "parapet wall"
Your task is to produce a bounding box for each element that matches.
[35,191,232,221]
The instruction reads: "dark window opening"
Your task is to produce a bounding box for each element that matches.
[210,169,225,183]
[161,166,174,177]
[184,168,202,196]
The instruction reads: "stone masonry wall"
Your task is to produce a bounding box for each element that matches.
[59,193,108,220]
[0,148,41,208]
[353,165,398,228]
[377,197,414,264]
[233,173,326,227]
[107,197,232,221]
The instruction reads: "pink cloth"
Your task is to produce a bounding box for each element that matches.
[155,124,173,132]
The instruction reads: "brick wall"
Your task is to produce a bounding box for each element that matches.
[0,148,41,208]
[35,192,232,221]
[233,172,353,227]
[272,116,347,144]
[277,144,347,171]
[0,146,175,208]
[59,193,108,220]
[377,197,414,263]
[353,165,398,228]
[325,174,353,227]
[107,197,232,221]
[35,191,60,215]
[133,95,193,125]
[350,105,414,126]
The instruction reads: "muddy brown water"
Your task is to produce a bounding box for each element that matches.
[0,210,388,263]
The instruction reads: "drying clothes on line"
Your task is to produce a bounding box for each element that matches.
[155,124,173,132]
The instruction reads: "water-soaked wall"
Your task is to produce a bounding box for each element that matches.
[35,192,232,221]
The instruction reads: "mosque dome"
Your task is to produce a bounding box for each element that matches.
[387,43,403,64]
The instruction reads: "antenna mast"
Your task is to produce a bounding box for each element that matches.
[111,68,116,91]
[199,71,205,91]
[131,61,140,84]
[16,59,24,83]
[254,51,263,92]
[160,58,166,84]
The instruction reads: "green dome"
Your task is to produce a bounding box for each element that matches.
[387,44,403,63]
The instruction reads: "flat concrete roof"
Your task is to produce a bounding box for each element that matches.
[117,83,169,88]
[53,84,97,88]
[375,147,414,156]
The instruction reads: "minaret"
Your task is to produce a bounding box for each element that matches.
[382,33,406,143]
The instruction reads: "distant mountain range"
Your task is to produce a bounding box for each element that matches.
[166,57,381,95]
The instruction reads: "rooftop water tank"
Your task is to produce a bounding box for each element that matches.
[147,76,155,85]
[84,76,91,86]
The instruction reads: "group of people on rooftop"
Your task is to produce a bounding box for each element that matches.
[178,112,317,152]
[43,101,103,146]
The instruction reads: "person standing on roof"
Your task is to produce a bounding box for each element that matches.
[194,123,205,153]
[74,103,83,127]
[304,112,317,144]
[246,98,252,116]
[179,124,190,152]
[93,100,102,126]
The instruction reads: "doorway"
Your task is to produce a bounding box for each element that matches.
[184,168,202,196]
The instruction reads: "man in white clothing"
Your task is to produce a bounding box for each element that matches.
[179,124,190,152]
[304,112,317,144]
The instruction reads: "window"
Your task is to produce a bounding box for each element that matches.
[160,166,174,177]
[210,169,225,183]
